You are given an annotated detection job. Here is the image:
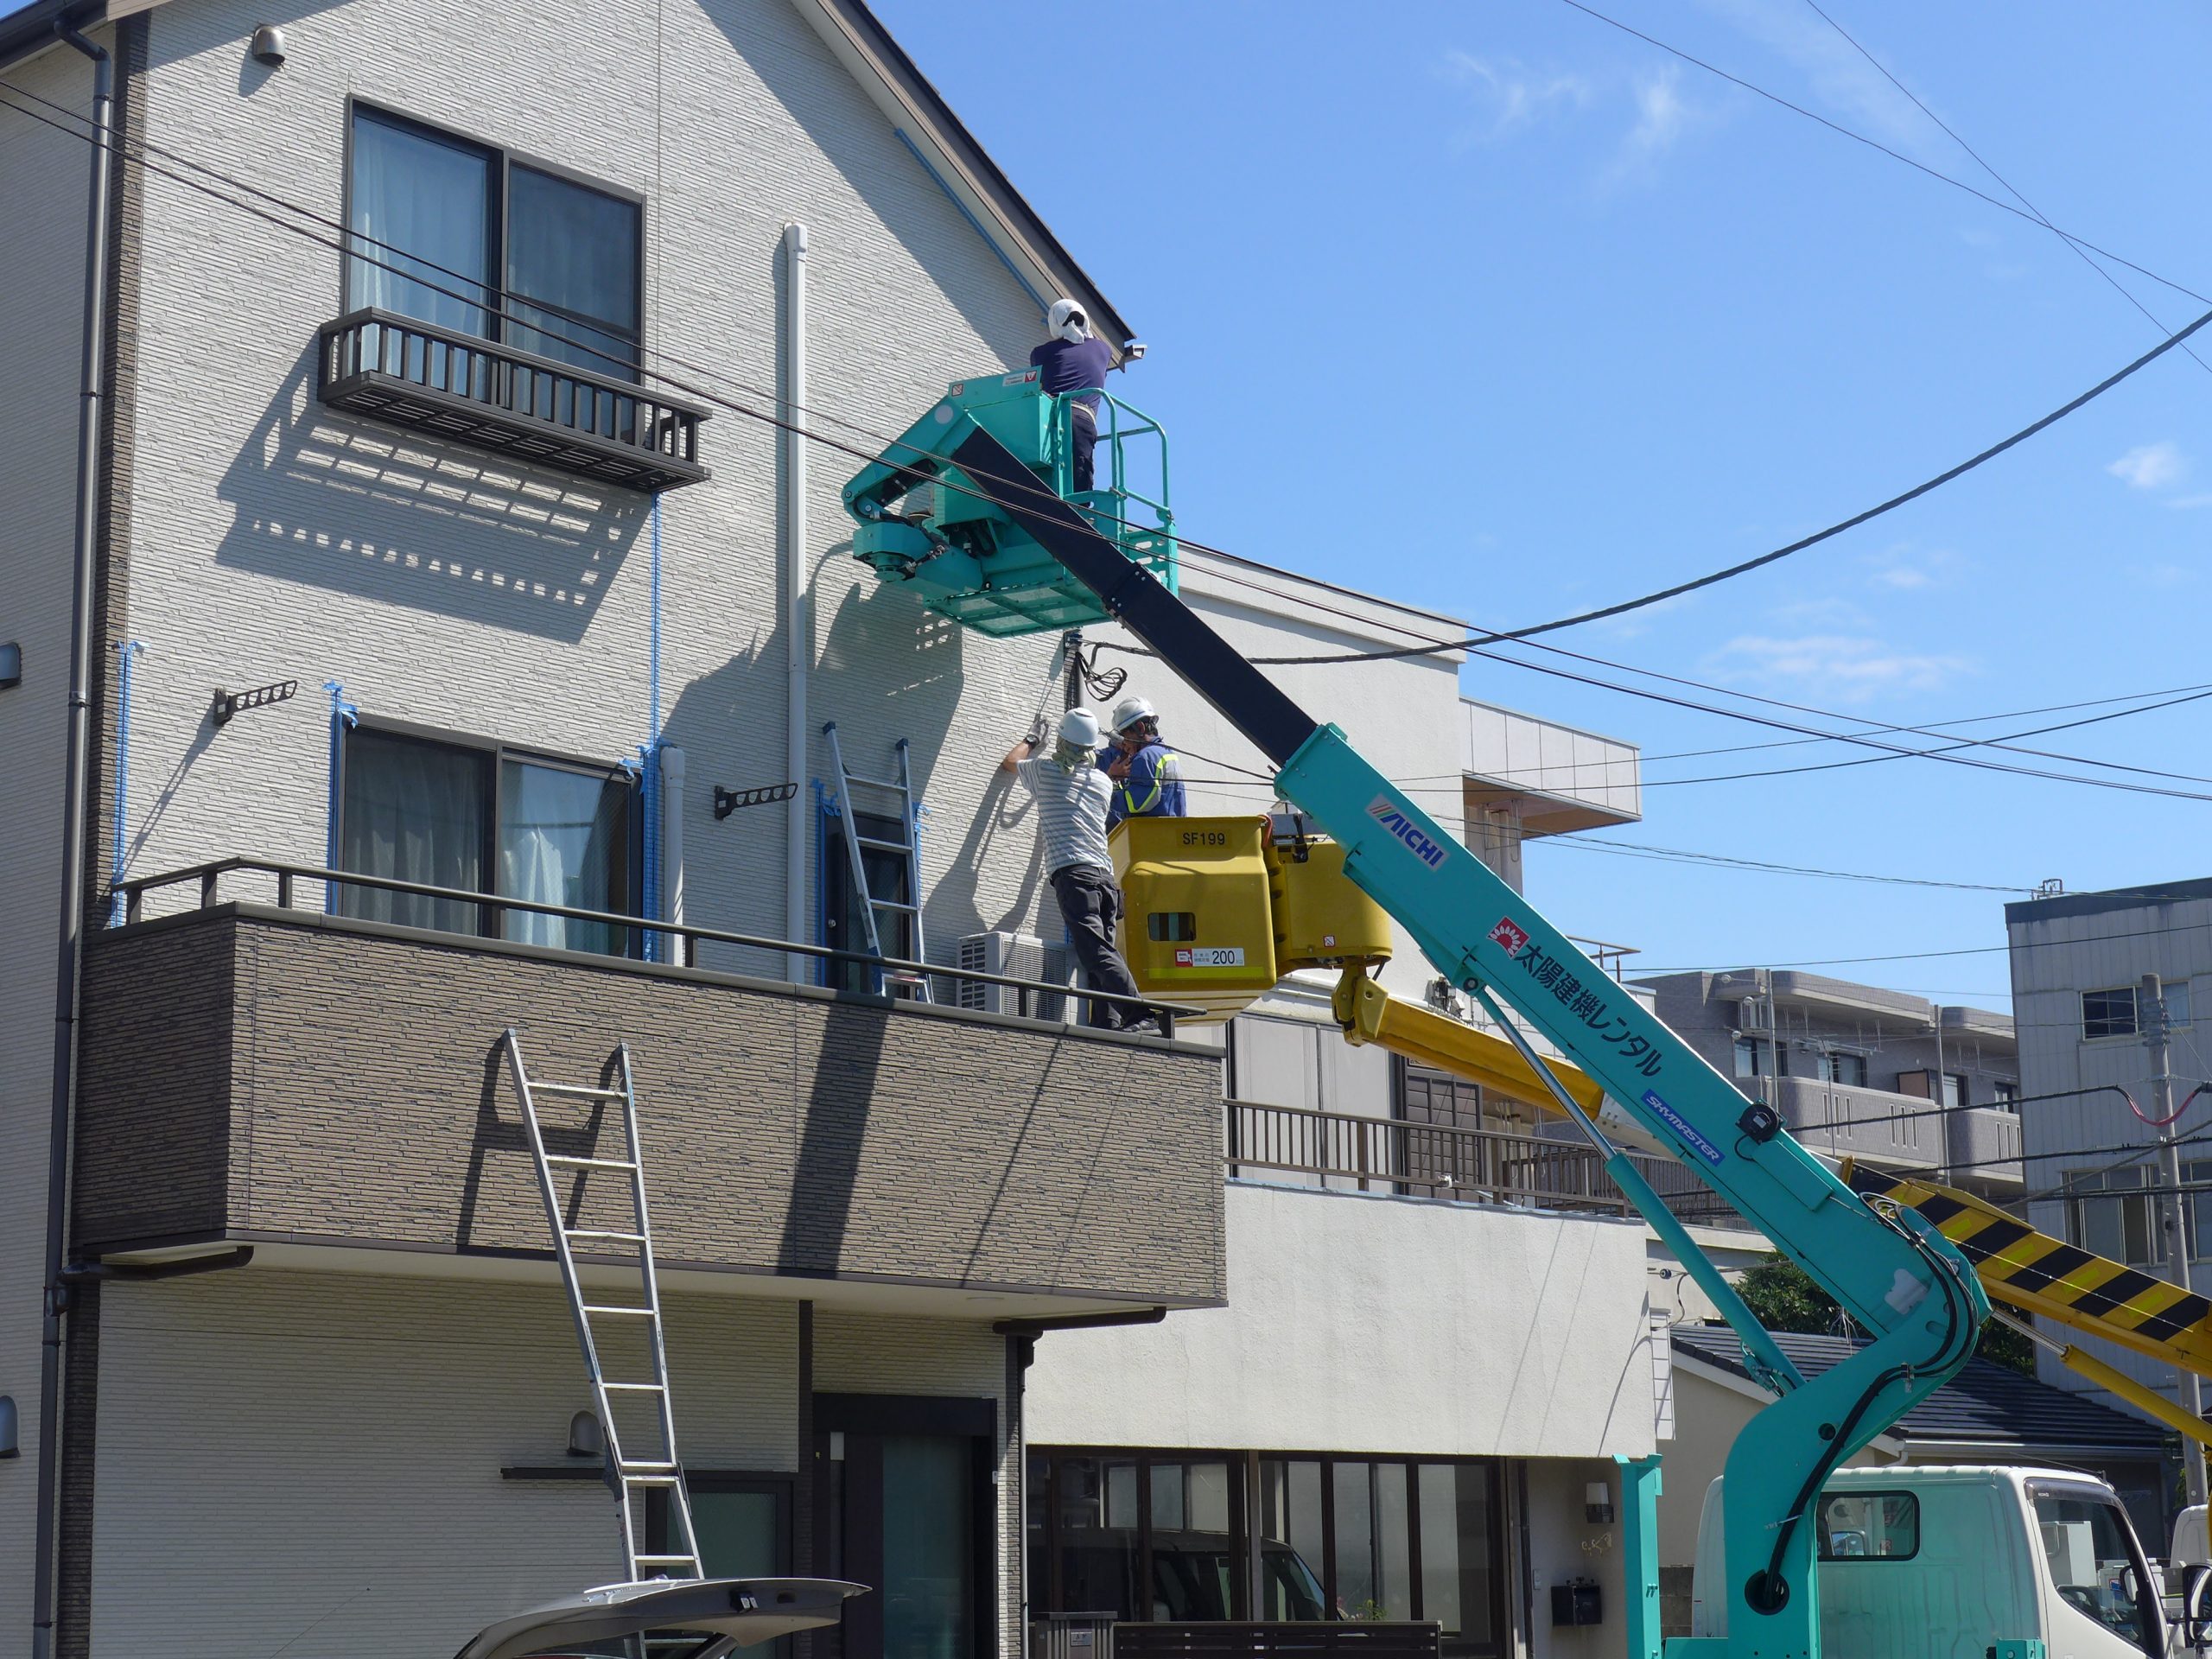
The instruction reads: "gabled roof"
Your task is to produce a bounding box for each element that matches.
[1672,1325,2169,1454]
[0,0,1132,353]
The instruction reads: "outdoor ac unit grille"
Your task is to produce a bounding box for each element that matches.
[957,931,1072,1020]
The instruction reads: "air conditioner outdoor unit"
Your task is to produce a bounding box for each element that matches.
[957,931,1072,1021]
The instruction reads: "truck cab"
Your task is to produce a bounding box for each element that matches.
[1691,1466,2176,1657]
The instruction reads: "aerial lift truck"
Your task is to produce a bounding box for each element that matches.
[842,372,2209,1659]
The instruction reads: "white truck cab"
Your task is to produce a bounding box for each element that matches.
[1690,1466,2192,1658]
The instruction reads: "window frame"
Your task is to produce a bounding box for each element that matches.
[335,713,644,953]
[819,802,918,994]
[341,98,649,379]
[1814,1489,1920,1561]
[2065,1166,2156,1268]
[2082,987,2141,1042]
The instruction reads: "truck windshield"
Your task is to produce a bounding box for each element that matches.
[2033,1488,2161,1657]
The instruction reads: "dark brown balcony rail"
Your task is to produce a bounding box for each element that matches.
[1225,1098,1750,1230]
[1113,1624,1444,1659]
[111,855,1192,1030]
[316,308,710,494]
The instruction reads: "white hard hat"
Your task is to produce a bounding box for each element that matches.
[1108,695,1156,734]
[1048,296,1090,345]
[1058,707,1103,749]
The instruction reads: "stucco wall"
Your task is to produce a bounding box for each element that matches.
[84,1268,1015,1659]
[1025,1180,1656,1460]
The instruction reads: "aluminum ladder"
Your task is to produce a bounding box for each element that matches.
[822,721,931,1001]
[501,1028,702,1583]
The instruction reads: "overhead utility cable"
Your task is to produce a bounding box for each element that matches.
[6,76,2203,667]
[1797,0,2212,380]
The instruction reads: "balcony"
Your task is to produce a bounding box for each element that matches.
[1224,1099,1752,1231]
[76,864,1224,1313]
[316,308,709,494]
[1767,1077,2022,1191]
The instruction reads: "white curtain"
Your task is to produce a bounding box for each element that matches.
[347,109,493,337]
[499,761,625,954]
[339,734,486,933]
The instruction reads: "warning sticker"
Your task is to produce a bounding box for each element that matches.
[1174,947,1245,968]
[1490,918,1529,957]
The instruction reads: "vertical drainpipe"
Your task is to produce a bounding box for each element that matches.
[781,222,810,982]
[36,22,113,1659]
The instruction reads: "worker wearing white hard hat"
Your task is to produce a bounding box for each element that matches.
[1097,693,1185,830]
[1002,707,1156,1033]
[1029,297,1124,499]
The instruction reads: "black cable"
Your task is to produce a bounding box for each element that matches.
[1796,0,2212,381]
[1636,913,2212,975]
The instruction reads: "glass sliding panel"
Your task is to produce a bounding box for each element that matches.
[1055,1456,1139,1620]
[339,728,488,934]
[880,1435,973,1659]
[1417,1465,1498,1649]
[346,109,494,337]
[824,809,915,992]
[499,759,633,956]
[1332,1461,1376,1619]
[1257,1460,1327,1621]
[1147,1461,1236,1623]
[691,1488,783,1578]
[507,162,643,385]
[1376,1464,1413,1621]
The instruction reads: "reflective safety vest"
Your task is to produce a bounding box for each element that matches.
[1099,741,1186,829]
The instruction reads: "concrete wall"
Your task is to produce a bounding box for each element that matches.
[76,905,1225,1305]
[1521,1457,1636,1659]
[84,1267,1015,1659]
[0,34,105,1648]
[1025,1181,1656,1462]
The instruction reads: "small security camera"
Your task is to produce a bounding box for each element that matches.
[1122,340,1147,361]
[249,24,287,66]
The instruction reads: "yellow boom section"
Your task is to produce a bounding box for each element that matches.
[1329,968,1605,1115]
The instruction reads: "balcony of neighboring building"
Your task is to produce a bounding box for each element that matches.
[1459,697,1641,890]
[75,859,1225,1319]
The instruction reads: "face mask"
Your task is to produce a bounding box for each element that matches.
[1058,315,1088,345]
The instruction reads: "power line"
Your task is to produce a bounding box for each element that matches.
[1546,836,2029,893]
[8,75,2201,679]
[1631,912,2212,975]
[1796,0,2212,381]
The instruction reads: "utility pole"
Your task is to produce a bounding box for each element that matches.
[2145,971,2208,1507]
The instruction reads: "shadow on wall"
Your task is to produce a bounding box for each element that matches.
[775,999,888,1276]
[213,346,647,645]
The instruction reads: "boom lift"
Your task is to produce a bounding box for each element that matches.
[842,383,1996,1659]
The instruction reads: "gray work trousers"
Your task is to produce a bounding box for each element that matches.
[1050,864,1145,1028]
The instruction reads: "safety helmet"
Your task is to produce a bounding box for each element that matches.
[1108,695,1156,735]
[1048,296,1090,345]
[1058,707,1103,748]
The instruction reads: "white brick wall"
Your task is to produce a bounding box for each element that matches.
[0,35,105,1645]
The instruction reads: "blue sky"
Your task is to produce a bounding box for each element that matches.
[868,0,2212,1008]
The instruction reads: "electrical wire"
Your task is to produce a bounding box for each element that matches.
[8,73,2206,673]
[1635,913,2212,975]
[1796,0,2212,381]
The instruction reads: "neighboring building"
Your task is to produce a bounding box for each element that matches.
[1634,970,2023,1200]
[1660,1326,2174,1630]
[2008,879,2212,1421]
[0,9,1680,1659]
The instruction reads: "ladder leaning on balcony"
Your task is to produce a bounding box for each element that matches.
[822,721,931,1001]
[500,1028,702,1583]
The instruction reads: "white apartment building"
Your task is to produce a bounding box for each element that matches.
[0,1,1667,1656]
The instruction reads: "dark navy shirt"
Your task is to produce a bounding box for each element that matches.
[1030,336,1114,414]
[1096,739,1186,829]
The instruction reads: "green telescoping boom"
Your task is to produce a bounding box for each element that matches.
[841,390,1987,1659]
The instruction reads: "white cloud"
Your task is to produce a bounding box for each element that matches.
[1440,52,1592,139]
[2168,493,2212,511]
[1702,634,1971,702]
[1624,66,1688,155]
[1699,0,1933,149]
[1861,545,1961,590]
[2108,442,2186,490]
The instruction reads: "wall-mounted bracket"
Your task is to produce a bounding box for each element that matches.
[212,679,298,726]
[714,782,799,821]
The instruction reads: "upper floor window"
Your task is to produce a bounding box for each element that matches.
[346,105,643,379]
[1993,1079,2019,1110]
[337,723,639,957]
[1817,1051,1868,1088]
[2067,1166,2154,1267]
[1733,1035,1784,1078]
[2082,988,2139,1041]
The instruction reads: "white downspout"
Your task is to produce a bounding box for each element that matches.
[660,744,685,957]
[781,222,810,982]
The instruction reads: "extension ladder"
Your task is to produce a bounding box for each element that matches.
[501,1029,702,1583]
[822,721,931,1001]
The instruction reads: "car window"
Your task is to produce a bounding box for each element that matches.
[1816,1492,1918,1560]
[2034,1489,2160,1656]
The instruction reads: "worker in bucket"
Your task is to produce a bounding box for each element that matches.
[1002,707,1157,1034]
[1030,298,1116,497]
[1099,694,1185,829]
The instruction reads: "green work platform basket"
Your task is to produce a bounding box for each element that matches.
[841,368,1177,637]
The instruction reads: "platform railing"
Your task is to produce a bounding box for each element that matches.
[111,855,1190,1031]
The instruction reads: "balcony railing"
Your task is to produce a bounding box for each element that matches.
[1112,1624,1443,1659]
[316,308,710,494]
[1225,1099,1751,1230]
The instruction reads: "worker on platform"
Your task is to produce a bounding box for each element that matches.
[1002,708,1156,1034]
[1099,694,1185,829]
[1031,298,1116,497]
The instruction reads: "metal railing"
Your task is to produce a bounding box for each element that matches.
[1113,1624,1443,1659]
[111,856,1191,1030]
[1225,1099,1751,1230]
[316,308,710,494]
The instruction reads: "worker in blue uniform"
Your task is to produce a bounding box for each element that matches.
[1100,694,1185,829]
[1030,297,1116,496]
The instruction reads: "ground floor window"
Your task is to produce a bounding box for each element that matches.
[1028,1449,1504,1656]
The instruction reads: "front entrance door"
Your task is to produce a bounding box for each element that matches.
[814,1395,996,1659]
